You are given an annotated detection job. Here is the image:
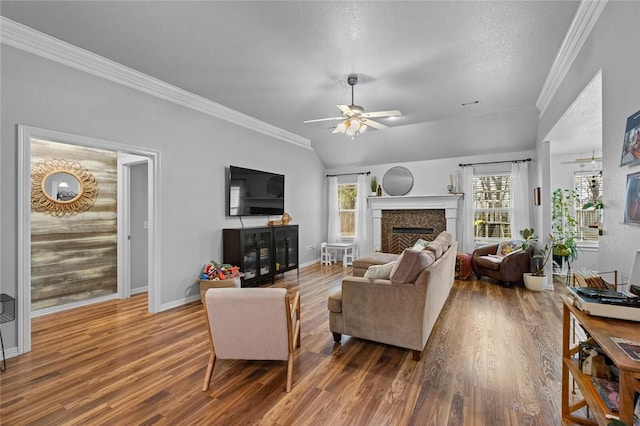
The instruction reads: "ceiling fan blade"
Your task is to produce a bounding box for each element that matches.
[361,118,388,130]
[336,105,353,114]
[360,110,402,118]
[303,117,345,123]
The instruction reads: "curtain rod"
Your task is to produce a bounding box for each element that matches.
[458,158,531,167]
[326,171,371,177]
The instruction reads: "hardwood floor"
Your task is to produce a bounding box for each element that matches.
[0,264,567,425]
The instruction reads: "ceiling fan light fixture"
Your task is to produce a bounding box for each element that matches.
[346,126,357,136]
[334,121,348,134]
[349,118,360,130]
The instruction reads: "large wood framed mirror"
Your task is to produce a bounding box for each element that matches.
[31,159,98,216]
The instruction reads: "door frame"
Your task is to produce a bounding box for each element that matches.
[118,154,150,299]
[18,125,161,354]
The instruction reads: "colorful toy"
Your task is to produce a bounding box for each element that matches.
[202,261,241,281]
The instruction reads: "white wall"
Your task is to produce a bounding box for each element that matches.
[538,2,640,284]
[0,45,326,351]
[327,149,538,254]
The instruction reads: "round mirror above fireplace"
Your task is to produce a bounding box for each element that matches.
[382,166,413,196]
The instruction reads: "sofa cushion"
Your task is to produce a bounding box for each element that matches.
[474,255,502,271]
[389,249,436,284]
[327,290,342,313]
[425,241,444,259]
[352,252,400,270]
[434,231,454,249]
[364,261,396,280]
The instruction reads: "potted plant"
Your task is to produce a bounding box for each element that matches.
[370,175,378,196]
[519,228,553,291]
[551,188,579,271]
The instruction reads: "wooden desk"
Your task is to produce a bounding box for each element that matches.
[561,295,640,425]
[325,242,356,267]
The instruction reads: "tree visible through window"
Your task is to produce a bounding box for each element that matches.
[473,174,512,242]
[574,171,602,241]
[338,183,357,238]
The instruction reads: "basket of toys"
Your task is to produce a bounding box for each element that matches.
[199,262,242,301]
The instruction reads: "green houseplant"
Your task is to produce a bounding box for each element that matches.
[370,175,378,195]
[519,228,553,291]
[551,188,579,269]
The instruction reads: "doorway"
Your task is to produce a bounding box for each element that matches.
[18,125,161,355]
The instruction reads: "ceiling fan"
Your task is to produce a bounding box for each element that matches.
[303,74,401,138]
[561,151,602,164]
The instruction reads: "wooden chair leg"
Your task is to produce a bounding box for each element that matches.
[412,350,421,361]
[332,332,342,343]
[202,351,216,392]
[286,353,294,392]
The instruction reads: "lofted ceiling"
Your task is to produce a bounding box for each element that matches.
[1,1,582,169]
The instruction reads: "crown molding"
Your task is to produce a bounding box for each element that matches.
[0,17,312,150]
[536,0,608,118]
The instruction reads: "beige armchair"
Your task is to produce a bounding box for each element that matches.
[202,288,301,392]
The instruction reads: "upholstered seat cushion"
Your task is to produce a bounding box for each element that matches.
[474,255,503,271]
[389,248,436,284]
[352,252,400,270]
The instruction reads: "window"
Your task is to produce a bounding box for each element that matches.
[574,171,602,241]
[473,174,512,242]
[338,183,357,238]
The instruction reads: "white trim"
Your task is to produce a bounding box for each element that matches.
[2,346,19,360]
[117,156,132,299]
[131,286,149,296]
[536,0,608,117]
[1,17,312,151]
[160,295,201,312]
[17,125,162,355]
[31,294,119,318]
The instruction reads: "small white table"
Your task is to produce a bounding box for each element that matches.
[325,242,356,267]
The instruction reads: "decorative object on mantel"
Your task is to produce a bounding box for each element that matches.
[370,175,378,196]
[268,212,292,226]
[31,158,98,217]
[382,166,413,196]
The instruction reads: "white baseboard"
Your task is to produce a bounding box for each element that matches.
[2,346,19,360]
[159,294,200,312]
[131,286,148,295]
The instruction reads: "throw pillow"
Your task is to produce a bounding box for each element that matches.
[425,241,444,259]
[411,238,429,251]
[496,240,523,257]
[364,261,396,280]
[389,249,435,284]
[434,232,454,249]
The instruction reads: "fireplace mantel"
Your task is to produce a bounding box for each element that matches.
[368,194,463,251]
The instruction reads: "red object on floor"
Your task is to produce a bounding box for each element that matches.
[456,253,472,280]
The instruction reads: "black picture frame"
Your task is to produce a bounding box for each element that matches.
[624,171,640,224]
[620,109,640,166]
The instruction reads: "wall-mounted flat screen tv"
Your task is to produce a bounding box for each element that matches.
[228,166,285,216]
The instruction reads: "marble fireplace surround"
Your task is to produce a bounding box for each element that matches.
[369,195,462,252]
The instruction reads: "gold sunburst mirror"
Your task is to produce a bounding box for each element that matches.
[31,159,98,216]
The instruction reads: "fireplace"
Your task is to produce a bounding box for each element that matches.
[369,195,462,252]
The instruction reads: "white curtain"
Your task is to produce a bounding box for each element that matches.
[354,174,368,256]
[327,176,340,243]
[461,166,475,253]
[510,161,530,239]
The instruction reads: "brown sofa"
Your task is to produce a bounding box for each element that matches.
[327,232,457,361]
[471,243,533,285]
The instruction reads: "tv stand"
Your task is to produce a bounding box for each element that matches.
[223,225,298,287]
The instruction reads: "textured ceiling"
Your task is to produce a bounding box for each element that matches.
[1,1,582,169]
